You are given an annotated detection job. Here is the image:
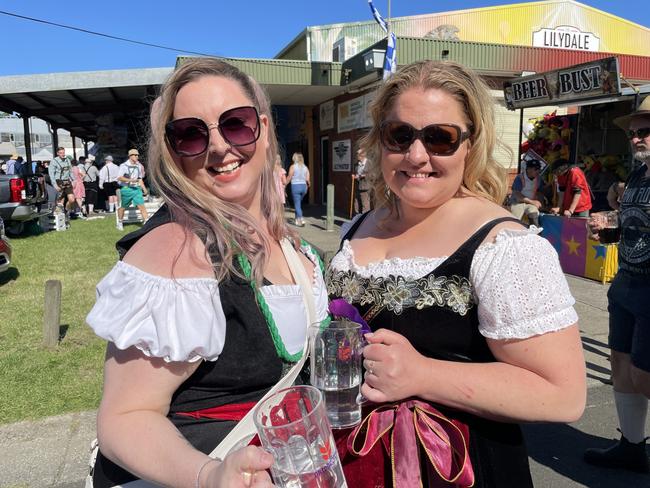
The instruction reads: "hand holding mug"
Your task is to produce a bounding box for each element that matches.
[204,447,275,488]
[586,214,603,240]
[361,329,429,403]
[588,211,620,244]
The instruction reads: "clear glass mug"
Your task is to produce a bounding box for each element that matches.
[253,385,348,488]
[309,320,364,429]
[588,211,621,244]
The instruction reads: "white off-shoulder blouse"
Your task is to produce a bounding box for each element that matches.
[329,222,578,340]
[87,244,329,362]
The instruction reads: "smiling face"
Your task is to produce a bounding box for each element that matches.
[169,75,268,211]
[380,87,471,212]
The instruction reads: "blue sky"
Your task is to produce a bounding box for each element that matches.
[0,0,648,76]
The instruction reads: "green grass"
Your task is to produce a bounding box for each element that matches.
[0,216,138,424]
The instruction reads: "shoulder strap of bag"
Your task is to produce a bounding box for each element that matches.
[280,238,316,324]
[209,238,316,460]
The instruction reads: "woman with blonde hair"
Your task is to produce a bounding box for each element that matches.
[86,58,329,487]
[326,60,586,487]
[287,151,309,226]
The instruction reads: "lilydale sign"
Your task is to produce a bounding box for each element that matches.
[503,57,621,110]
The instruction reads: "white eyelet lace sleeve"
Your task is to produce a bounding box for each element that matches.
[471,228,578,340]
[86,261,226,362]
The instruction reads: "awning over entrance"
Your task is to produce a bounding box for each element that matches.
[0,67,172,141]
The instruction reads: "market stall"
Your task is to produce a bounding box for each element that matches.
[539,214,618,284]
[504,57,644,283]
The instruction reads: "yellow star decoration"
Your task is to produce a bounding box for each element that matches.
[565,236,581,255]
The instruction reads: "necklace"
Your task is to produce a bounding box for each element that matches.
[237,239,326,363]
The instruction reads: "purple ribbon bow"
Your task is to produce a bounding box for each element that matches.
[347,400,475,488]
[329,298,371,335]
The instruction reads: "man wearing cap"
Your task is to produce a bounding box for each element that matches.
[116,149,148,231]
[550,158,592,217]
[510,159,544,226]
[99,155,119,213]
[584,96,650,473]
[48,147,76,216]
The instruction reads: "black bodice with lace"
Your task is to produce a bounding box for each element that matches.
[326,213,534,488]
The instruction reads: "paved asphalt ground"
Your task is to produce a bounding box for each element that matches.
[1,205,648,488]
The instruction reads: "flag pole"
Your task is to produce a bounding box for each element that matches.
[387,0,392,40]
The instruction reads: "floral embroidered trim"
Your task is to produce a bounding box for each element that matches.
[326,268,476,317]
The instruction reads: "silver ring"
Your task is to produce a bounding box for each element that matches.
[367,360,374,375]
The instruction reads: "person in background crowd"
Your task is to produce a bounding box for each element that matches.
[127,148,148,197]
[49,147,77,217]
[86,57,328,488]
[5,154,18,175]
[352,148,371,214]
[99,155,120,213]
[273,153,287,206]
[41,161,51,183]
[13,156,25,176]
[584,97,650,473]
[550,158,592,217]
[326,60,586,487]
[81,156,100,216]
[115,149,148,231]
[71,159,87,219]
[287,152,309,226]
[509,159,544,226]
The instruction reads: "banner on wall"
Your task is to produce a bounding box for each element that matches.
[338,93,374,133]
[319,100,334,130]
[332,139,352,172]
[503,57,621,110]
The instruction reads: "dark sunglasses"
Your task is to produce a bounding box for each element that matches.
[627,127,650,140]
[165,106,260,157]
[380,121,472,156]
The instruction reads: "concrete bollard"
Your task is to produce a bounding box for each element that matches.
[43,279,62,348]
[326,184,335,232]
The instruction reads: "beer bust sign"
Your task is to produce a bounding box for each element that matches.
[504,57,621,110]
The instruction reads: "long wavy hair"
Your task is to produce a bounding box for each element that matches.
[361,60,508,218]
[147,58,294,285]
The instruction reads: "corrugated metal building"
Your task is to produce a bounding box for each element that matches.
[270,1,650,211]
[278,0,650,62]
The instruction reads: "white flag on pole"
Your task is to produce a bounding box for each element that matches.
[368,0,397,79]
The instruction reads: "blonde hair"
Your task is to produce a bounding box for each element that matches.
[361,60,507,217]
[147,57,293,284]
[291,152,305,166]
